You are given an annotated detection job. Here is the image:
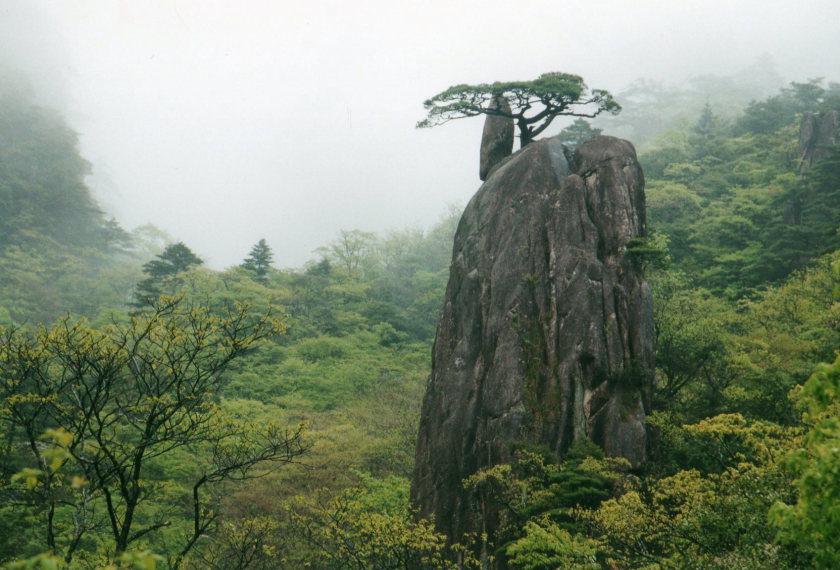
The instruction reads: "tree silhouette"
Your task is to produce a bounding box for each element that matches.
[418,72,620,147]
[132,242,202,307]
[241,239,274,282]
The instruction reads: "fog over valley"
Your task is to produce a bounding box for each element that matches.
[3,0,840,267]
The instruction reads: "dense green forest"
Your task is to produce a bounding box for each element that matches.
[2,62,840,569]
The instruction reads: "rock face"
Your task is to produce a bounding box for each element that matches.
[786,111,838,224]
[412,135,653,546]
[479,95,514,181]
[798,111,838,174]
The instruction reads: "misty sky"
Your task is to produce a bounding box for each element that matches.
[3,0,840,268]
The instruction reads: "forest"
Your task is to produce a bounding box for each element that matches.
[2,59,840,569]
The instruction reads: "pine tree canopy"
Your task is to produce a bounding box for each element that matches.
[417,72,620,146]
[132,242,203,307]
[242,238,274,280]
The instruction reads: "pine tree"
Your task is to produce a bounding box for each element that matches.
[242,239,274,281]
[418,72,620,147]
[689,102,725,159]
[132,242,202,307]
[556,118,603,150]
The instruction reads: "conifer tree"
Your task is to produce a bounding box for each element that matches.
[418,72,620,147]
[556,118,603,150]
[242,238,274,281]
[132,242,202,307]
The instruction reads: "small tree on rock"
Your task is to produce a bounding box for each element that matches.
[418,72,620,147]
[241,239,274,282]
[557,118,603,150]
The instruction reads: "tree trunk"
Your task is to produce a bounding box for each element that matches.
[516,120,533,147]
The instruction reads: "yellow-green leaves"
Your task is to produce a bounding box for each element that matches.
[10,468,43,491]
[284,487,474,569]
[771,354,840,567]
[2,553,66,569]
[0,297,302,565]
[505,520,600,570]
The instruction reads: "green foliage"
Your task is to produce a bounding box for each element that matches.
[729,254,840,422]
[1,549,164,570]
[581,134,840,565]
[6,58,840,569]
[280,486,477,569]
[589,414,807,568]
[132,243,203,308]
[461,448,632,567]
[555,118,602,150]
[771,353,840,567]
[418,72,619,146]
[289,212,457,343]
[0,243,140,324]
[315,229,379,279]
[0,66,140,325]
[649,271,734,419]
[2,553,67,570]
[640,78,840,296]
[0,67,127,252]
[648,127,798,293]
[505,520,600,570]
[649,412,791,475]
[182,516,282,570]
[625,233,671,275]
[240,239,274,282]
[649,253,840,425]
[645,181,702,259]
[736,79,840,135]
[784,143,840,259]
[0,298,305,566]
[0,63,463,568]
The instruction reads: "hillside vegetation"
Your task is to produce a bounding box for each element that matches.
[2,66,840,568]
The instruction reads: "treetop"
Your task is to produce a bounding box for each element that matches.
[418,72,620,146]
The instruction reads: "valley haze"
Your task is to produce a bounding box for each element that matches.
[2,0,839,268]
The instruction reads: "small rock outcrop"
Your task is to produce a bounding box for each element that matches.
[479,95,514,181]
[786,111,838,224]
[412,135,653,547]
[798,111,838,174]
